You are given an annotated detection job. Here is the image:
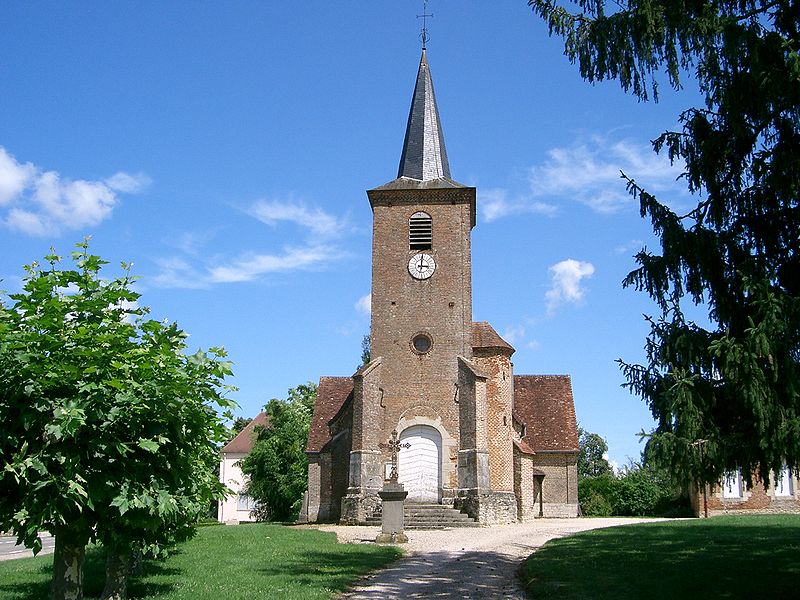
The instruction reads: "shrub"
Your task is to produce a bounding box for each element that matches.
[579,474,618,516]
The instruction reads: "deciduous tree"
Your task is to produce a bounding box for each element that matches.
[528,0,800,487]
[0,241,235,600]
[577,427,612,479]
[241,383,317,521]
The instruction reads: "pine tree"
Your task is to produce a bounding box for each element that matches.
[528,0,800,487]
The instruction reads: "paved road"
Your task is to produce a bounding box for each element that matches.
[0,534,55,561]
[320,518,663,599]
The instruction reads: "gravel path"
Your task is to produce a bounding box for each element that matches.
[318,518,662,599]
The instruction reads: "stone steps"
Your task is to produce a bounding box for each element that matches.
[364,502,479,529]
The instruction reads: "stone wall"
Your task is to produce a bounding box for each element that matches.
[454,490,518,525]
[342,360,384,523]
[540,503,579,518]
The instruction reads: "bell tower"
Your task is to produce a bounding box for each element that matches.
[341,51,491,523]
[369,50,475,385]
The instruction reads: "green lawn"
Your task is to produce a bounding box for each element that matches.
[520,514,800,599]
[0,524,401,600]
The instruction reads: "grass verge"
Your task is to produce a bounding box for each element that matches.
[520,514,800,599]
[0,524,401,600]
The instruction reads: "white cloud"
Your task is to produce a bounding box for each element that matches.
[501,325,525,345]
[5,208,48,236]
[167,230,217,257]
[105,172,151,194]
[248,199,345,238]
[207,245,335,283]
[529,136,685,214]
[526,339,541,351]
[153,198,350,288]
[545,259,595,315]
[479,187,558,223]
[0,146,149,236]
[355,293,371,316]
[152,257,209,289]
[0,148,35,204]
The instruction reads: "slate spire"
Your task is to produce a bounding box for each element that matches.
[397,51,452,181]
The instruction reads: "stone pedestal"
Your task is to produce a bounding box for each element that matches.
[375,483,408,544]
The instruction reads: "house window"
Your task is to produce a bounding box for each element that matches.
[409,212,432,250]
[775,465,794,497]
[723,470,742,498]
[238,494,257,511]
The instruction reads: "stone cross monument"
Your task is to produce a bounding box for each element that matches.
[376,430,410,543]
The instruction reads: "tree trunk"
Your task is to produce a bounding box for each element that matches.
[50,526,87,600]
[100,549,130,600]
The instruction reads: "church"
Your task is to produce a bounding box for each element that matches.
[303,50,579,525]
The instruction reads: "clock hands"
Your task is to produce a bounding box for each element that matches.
[408,253,435,279]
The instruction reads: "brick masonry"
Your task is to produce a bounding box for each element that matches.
[304,166,578,524]
[532,452,579,517]
[690,471,800,517]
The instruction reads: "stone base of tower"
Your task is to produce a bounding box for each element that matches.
[339,449,383,524]
[340,489,382,524]
[454,490,518,525]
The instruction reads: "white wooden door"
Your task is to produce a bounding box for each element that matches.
[398,425,441,503]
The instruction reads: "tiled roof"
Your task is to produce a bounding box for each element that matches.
[514,438,536,456]
[221,411,269,454]
[398,50,451,182]
[306,377,354,453]
[472,321,514,353]
[513,375,579,452]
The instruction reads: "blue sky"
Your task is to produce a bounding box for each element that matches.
[0,2,703,467]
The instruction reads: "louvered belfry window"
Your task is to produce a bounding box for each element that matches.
[409,211,432,250]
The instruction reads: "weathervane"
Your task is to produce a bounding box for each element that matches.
[417,0,433,50]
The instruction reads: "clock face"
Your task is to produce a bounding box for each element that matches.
[408,253,436,280]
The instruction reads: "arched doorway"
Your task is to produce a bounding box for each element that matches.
[398,425,442,503]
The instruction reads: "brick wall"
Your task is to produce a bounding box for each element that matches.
[365,188,475,465]
[514,447,539,521]
[533,452,579,516]
[474,349,514,492]
[691,471,800,516]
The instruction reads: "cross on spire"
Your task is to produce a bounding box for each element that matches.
[417,0,433,50]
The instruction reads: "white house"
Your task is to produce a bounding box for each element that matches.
[218,411,268,523]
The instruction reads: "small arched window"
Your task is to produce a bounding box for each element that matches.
[409,211,432,250]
